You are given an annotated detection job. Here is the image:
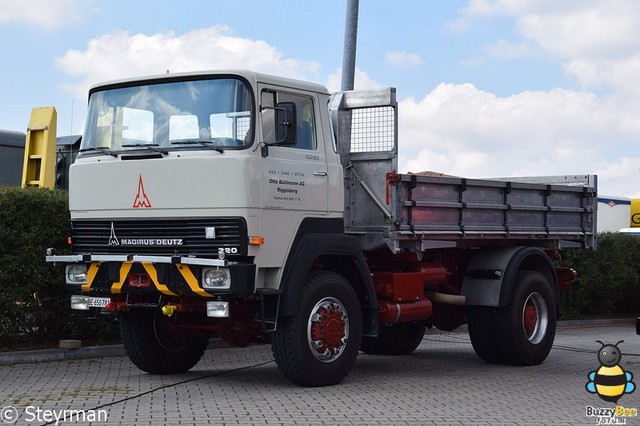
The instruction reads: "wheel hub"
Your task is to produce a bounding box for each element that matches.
[307,297,349,363]
[521,292,549,344]
[524,305,538,334]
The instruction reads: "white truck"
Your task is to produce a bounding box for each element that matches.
[597,196,632,233]
[46,70,597,386]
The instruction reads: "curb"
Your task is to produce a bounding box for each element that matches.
[0,345,126,366]
[0,319,635,366]
[556,317,636,328]
[0,339,230,366]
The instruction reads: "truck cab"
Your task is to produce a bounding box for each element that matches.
[68,71,342,294]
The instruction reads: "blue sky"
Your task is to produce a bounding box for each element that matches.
[1,0,640,197]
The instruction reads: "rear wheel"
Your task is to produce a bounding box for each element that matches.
[467,306,506,363]
[494,270,556,365]
[272,270,362,387]
[120,309,209,374]
[360,323,426,355]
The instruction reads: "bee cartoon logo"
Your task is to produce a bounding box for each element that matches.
[586,340,636,403]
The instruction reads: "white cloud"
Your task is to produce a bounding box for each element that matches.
[0,0,91,29]
[55,26,321,98]
[384,51,425,68]
[565,54,640,97]
[453,1,640,96]
[398,83,640,197]
[596,157,640,199]
[326,68,383,92]
[512,2,640,60]
[428,1,640,197]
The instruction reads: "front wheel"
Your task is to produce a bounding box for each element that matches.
[272,270,362,387]
[494,270,557,366]
[120,309,209,374]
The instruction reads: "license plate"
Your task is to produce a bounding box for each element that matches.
[86,297,110,308]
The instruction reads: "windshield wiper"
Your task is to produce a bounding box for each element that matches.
[78,146,118,157]
[121,143,169,155]
[170,139,224,153]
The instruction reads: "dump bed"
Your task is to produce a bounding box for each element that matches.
[330,88,597,253]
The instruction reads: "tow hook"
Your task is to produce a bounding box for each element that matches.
[161,305,177,317]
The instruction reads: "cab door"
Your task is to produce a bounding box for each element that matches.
[257,87,330,268]
[259,87,328,214]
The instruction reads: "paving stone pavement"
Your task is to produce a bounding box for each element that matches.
[0,324,638,425]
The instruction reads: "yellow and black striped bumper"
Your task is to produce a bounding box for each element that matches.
[47,254,255,298]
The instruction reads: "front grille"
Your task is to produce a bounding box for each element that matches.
[71,218,247,256]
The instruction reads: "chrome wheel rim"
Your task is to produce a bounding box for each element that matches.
[307,297,349,363]
[522,292,548,344]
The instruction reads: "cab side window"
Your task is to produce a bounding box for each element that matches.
[261,90,316,150]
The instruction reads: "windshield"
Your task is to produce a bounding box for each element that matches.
[81,77,254,153]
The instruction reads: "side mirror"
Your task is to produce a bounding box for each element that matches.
[275,102,296,145]
[261,102,296,146]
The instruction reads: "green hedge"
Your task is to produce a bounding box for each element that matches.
[0,186,117,346]
[561,232,640,317]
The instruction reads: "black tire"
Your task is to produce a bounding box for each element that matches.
[467,306,507,364]
[360,323,426,355]
[494,270,556,366]
[272,270,362,387]
[120,309,209,374]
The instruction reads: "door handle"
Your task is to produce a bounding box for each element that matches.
[313,171,328,177]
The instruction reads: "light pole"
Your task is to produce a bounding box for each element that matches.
[341,0,359,91]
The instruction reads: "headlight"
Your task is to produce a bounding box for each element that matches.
[206,301,230,318]
[66,264,88,284]
[202,267,230,289]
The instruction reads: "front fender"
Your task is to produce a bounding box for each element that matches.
[278,233,377,335]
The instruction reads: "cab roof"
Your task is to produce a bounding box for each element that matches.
[88,69,330,96]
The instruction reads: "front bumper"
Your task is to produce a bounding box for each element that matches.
[46,254,255,298]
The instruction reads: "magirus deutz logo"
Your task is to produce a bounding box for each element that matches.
[108,222,183,247]
[133,174,152,208]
